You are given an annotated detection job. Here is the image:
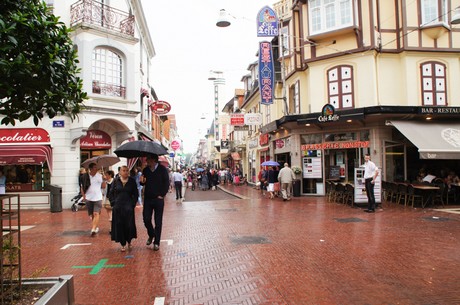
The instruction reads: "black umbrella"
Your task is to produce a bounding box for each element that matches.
[114,140,168,158]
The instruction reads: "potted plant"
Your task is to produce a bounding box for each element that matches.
[292,166,302,176]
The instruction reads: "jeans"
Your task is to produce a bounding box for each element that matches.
[142,197,164,245]
[174,181,182,199]
[281,182,293,199]
[365,178,376,210]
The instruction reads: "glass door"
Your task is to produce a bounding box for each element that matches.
[384,141,406,182]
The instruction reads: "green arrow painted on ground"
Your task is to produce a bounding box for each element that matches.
[72,259,124,275]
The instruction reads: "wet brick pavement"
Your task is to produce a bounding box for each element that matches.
[15,184,460,305]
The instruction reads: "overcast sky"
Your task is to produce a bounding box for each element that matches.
[141,0,274,153]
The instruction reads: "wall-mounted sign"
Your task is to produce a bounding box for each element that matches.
[0,128,50,144]
[258,41,274,105]
[259,134,269,146]
[256,6,279,37]
[419,107,460,114]
[230,114,245,126]
[244,113,262,125]
[317,104,340,123]
[301,141,370,150]
[275,139,285,149]
[171,140,181,151]
[53,120,65,128]
[150,100,171,115]
[80,130,111,149]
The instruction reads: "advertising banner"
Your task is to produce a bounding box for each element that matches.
[256,6,279,37]
[259,41,274,105]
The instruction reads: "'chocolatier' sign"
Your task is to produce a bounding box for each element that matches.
[0,128,50,144]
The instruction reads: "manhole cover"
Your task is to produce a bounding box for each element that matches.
[334,217,367,223]
[423,216,450,222]
[230,236,270,245]
[61,230,90,236]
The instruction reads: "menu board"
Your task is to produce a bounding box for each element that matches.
[303,157,322,178]
[329,166,341,180]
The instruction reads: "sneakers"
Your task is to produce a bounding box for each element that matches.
[153,244,160,251]
[95,227,99,233]
[91,230,96,237]
[146,237,153,246]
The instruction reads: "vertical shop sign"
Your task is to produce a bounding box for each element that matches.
[259,41,274,105]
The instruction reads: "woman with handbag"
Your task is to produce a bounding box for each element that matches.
[109,166,138,252]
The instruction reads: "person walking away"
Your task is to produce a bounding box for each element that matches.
[103,170,115,233]
[266,166,276,199]
[363,153,379,213]
[172,169,183,201]
[81,163,106,236]
[168,168,173,193]
[140,154,170,251]
[278,163,296,201]
[109,166,138,252]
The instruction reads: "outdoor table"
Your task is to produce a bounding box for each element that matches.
[412,185,440,208]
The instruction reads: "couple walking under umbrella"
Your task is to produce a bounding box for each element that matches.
[107,141,170,251]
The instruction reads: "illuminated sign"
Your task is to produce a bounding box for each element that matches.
[259,41,274,105]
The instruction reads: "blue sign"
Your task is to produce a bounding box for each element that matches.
[256,6,279,37]
[169,152,175,158]
[53,120,65,127]
[258,41,274,105]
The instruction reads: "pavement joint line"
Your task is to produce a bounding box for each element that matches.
[217,185,250,200]
[72,259,124,275]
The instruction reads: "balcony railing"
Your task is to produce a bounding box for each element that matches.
[70,0,134,37]
[92,81,126,98]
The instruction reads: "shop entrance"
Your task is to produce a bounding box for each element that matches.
[275,153,290,167]
[324,149,359,183]
[384,141,406,182]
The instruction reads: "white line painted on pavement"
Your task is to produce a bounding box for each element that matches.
[153,297,165,305]
[61,243,92,250]
[160,239,173,245]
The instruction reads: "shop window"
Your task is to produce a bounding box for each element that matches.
[92,47,126,98]
[327,65,354,109]
[420,61,447,106]
[308,0,354,35]
[421,0,447,26]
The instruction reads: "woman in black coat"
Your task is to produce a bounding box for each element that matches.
[109,165,138,251]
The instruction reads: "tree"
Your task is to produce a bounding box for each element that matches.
[0,0,86,126]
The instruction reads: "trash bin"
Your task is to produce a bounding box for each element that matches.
[47,184,62,212]
[293,179,301,197]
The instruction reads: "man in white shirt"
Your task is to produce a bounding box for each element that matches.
[172,169,183,201]
[81,163,106,236]
[363,154,379,213]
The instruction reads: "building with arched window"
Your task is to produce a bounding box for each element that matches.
[0,0,162,208]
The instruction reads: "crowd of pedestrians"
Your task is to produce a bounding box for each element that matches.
[77,159,295,252]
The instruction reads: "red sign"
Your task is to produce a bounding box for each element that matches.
[150,100,171,115]
[230,114,245,126]
[275,139,285,148]
[80,130,112,149]
[301,141,370,150]
[0,128,50,144]
[171,140,180,151]
[259,134,269,146]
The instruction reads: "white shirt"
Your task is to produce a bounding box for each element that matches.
[172,172,183,182]
[85,172,103,201]
[364,160,378,180]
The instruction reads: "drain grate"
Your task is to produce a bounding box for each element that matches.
[423,216,450,222]
[230,236,271,245]
[61,230,90,236]
[334,217,367,223]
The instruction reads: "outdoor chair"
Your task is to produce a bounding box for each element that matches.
[344,183,354,207]
[408,184,423,208]
[397,183,409,206]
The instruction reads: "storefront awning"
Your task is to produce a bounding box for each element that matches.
[0,145,53,172]
[390,120,460,159]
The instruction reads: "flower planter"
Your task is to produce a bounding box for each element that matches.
[21,275,75,305]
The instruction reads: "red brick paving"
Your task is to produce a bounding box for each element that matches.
[16,184,460,305]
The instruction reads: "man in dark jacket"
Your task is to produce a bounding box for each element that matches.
[140,154,170,251]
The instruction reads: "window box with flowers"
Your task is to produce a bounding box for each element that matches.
[292,166,302,176]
